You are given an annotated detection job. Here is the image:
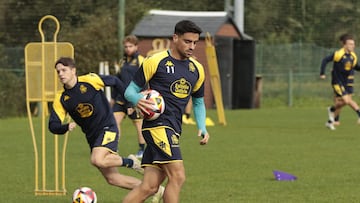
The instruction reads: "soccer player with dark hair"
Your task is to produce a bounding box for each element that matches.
[122,20,210,203]
[112,35,146,158]
[48,57,163,201]
[320,33,360,130]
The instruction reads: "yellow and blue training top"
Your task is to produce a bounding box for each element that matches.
[129,50,205,134]
[320,48,360,86]
[48,73,125,139]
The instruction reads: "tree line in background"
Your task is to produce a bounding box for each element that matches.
[1,0,360,117]
[2,0,360,71]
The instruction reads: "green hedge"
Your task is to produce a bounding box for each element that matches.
[0,71,26,118]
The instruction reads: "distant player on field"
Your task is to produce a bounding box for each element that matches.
[320,33,360,130]
[112,35,146,158]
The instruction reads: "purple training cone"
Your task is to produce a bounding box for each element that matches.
[273,170,297,181]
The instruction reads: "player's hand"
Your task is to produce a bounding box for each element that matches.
[68,122,76,132]
[320,75,326,79]
[137,96,155,115]
[198,130,209,145]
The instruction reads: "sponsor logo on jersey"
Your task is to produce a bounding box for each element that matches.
[76,103,94,118]
[170,77,191,98]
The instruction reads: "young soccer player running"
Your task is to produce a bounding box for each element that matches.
[112,35,146,158]
[122,20,210,203]
[48,57,163,201]
[320,33,360,130]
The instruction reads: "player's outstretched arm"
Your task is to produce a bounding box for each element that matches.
[48,110,71,135]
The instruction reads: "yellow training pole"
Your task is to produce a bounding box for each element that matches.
[205,32,227,125]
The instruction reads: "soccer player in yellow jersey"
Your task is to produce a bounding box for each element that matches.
[123,20,210,203]
[48,57,163,201]
[320,34,360,130]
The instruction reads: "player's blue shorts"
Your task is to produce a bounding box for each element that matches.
[113,101,142,120]
[88,126,119,153]
[141,126,182,167]
[332,84,353,97]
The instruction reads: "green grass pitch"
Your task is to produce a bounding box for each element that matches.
[2,107,360,202]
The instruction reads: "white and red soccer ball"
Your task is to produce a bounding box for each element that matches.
[72,187,97,203]
[141,89,165,121]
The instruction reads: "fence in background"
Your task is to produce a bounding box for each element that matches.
[255,43,360,107]
[2,43,360,114]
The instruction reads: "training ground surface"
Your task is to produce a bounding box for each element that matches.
[2,107,360,202]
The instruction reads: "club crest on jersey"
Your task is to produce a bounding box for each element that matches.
[170,78,191,98]
[79,84,87,94]
[130,58,138,66]
[76,103,94,118]
[189,63,195,72]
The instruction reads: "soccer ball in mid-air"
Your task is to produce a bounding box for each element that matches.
[141,89,165,121]
[72,187,97,203]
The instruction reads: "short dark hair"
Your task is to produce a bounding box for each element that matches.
[339,33,354,44]
[55,57,75,68]
[174,20,202,36]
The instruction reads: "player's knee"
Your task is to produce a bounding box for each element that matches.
[170,171,186,186]
[147,185,160,195]
[90,158,106,168]
[135,183,158,196]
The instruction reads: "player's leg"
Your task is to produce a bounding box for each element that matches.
[144,127,184,203]
[91,147,143,172]
[161,162,185,203]
[132,118,145,158]
[341,85,360,122]
[122,166,166,203]
[127,107,146,158]
[333,97,344,125]
[114,112,126,130]
[98,166,141,189]
[342,94,360,123]
[326,84,344,130]
[122,136,166,203]
[113,102,126,137]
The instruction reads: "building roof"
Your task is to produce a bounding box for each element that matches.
[131,10,238,38]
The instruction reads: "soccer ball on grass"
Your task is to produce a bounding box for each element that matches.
[72,187,97,203]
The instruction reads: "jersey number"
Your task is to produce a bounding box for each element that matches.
[166,66,175,74]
